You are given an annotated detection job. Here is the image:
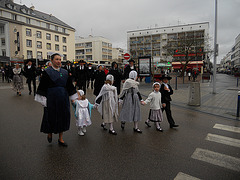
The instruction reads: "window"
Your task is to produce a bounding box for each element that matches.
[26,39,32,47]
[63,54,67,60]
[46,23,50,29]
[37,41,42,49]
[55,26,58,31]
[11,14,17,20]
[86,49,92,53]
[55,35,59,42]
[37,51,42,59]
[0,26,4,34]
[2,49,6,56]
[55,44,59,51]
[85,42,92,48]
[62,37,67,43]
[62,28,66,33]
[63,45,67,52]
[46,33,51,40]
[46,43,51,50]
[26,18,31,24]
[36,31,42,38]
[26,28,31,36]
[27,50,32,59]
[1,38,5,46]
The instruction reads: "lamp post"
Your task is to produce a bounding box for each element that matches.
[213,0,218,94]
[33,33,38,67]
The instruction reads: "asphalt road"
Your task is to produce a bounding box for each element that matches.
[0,87,239,180]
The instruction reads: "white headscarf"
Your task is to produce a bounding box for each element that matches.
[78,90,84,96]
[106,74,114,84]
[129,70,138,80]
[152,82,161,88]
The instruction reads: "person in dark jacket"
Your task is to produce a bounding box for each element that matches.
[4,63,12,83]
[93,65,106,96]
[108,62,122,94]
[24,60,37,95]
[75,60,89,94]
[160,75,179,128]
[87,63,94,89]
[123,59,137,80]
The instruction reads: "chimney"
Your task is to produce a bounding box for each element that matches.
[30,6,35,10]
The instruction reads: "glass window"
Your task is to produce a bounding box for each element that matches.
[46,43,51,50]
[36,31,42,38]
[63,54,67,60]
[46,33,51,40]
[55,26,58,31]
[2,49,6,56]
[46,23,50,29]
[26,28,31,36]
[55,35,59,42]
[11,14,17,20]
[63,45,67,52]
[26,18,31,24]
[37,41,42,49]
[62,37,67,43]
[0,26,4,34]
[55,44,59,51]
[27,50,32,59]
[26,39,32,47]
[1,38,5,46]
[62,28,66,33]
[37,51,42,59]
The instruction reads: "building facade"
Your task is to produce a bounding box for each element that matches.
[231,34,240,67]
[112,47,124,66]
[75,36,112,67]
[127,22,209,71]
[0,0,75,65]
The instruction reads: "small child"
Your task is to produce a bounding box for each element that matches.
[142,82,164,132]
[72,90,94,136]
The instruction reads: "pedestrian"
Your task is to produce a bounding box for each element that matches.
[160,75,179,129]
[35,53,77,147]
[108,62,122,95]
[87,63,94,89]
[123,59,137,80]
[24,60,37,95]
[188,71,191,81]
[4,63,12,83]
[142,82,164,132]
[119,71,143,133]
[12,64,24,96]
[36,64,42,81]
[95,74,118,135]
[104,67,109,75]
[75,60,89,94]
[72,90,94,136]
[1,66,5,82]
[93,65,106,96]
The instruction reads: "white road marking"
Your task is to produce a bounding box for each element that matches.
[191,148,240,172]
[174,172,201,180]
[206,133,240,148]
[213,124,240,134]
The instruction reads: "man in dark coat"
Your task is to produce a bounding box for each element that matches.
[75,60,89,94]
[63,61,74,82]
[87,63,94,89]
[93,65,106,96]
[24,60,37,95]
[123,59,136,80]
[160,75,179,128]
[108,62,122,94]
[4,63,12,83]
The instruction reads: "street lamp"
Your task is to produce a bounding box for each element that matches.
[33,33,38,67]
[213,0,218,94]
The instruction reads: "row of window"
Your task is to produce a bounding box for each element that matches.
[27,50,67,60]
[26,39,67,51]
[26,29,67,43]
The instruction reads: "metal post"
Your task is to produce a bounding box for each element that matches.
[237,91,240,118]
[175,76,178,90]
[213,0,218,94]
[237,77,239,87]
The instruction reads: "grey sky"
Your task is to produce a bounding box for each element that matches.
[19,0,240,63]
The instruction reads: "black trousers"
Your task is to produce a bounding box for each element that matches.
[87,78,94,89]
[27,78,36,94]
[162,101,175,126]
[77,80,87,94]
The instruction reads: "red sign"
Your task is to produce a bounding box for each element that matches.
[124,53,130,60]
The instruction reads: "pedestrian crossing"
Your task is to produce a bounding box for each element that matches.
[175,123,240,179]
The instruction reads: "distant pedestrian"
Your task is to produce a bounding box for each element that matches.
[87,63,94,89]
[192,70,197,81]
[12,64,24,96]
[108,62,122,95]
[24,60,37,95]
[188,71,191,81]
[1,67,5,82]
[160,75,179,129]
[119,71,143,133]
[93,65,106,96]
[4,63,12,83]
[123,59,136,80]
[142,82,164,132]
[75,60,89,94]
[95,74,118,135]
[72,90,94,136]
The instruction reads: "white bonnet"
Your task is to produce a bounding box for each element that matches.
[106,74,114,83]
[77,90,84,96]
[152,82,161,88]
[129,70,138,80]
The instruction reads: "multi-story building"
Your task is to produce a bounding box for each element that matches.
[231,33,240,67]
[0,0,75,66]
[127,22,209,71]
[112,47,124,66]
[75,36,112,67]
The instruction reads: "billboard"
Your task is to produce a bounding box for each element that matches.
[138,56,151,76]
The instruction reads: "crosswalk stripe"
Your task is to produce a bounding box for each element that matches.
[213,124,240,133]
[205,133,240,148]
[174,172,201,180]
[191,148,240,172]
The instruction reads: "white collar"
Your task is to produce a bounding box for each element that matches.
[52,66,60,72]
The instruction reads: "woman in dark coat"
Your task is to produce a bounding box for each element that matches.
[108,62,122,95]
[35,53,76,146]
[93,65,106,96]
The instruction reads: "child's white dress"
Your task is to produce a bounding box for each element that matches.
[74,99,92,128]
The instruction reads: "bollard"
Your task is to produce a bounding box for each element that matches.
[237,91,240,118]
[237,77,239,87]
[175,76,178,90]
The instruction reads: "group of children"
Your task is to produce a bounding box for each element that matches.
[71,70,171,136]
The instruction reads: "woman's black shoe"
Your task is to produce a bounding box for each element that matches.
[47,136,52,143]
[156,128,163,132]
[58,140,68,147]
[17,92,19,95]
[109,130,117,135]
[101,123,107,130]
[145,121,151,127]
[121,122,125,130]
[170,124,179,128]
[133,128,142,133]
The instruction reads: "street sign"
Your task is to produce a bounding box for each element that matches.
[124,53,130,60]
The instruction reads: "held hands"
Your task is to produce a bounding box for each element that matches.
[141,101,146,105]
[93,103,99,109]
[164,86,170,91]
[162,103,166,108]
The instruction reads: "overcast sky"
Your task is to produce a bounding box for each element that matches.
[18,0,240,63]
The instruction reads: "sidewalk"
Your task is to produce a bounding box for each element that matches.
[139,73,239,121]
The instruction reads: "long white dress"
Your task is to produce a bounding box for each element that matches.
[74,99,92,128]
